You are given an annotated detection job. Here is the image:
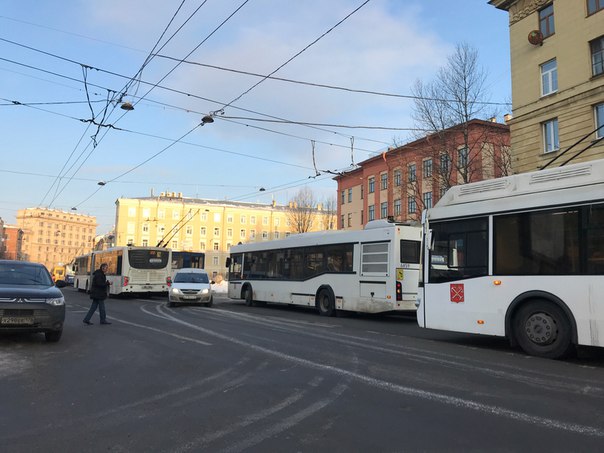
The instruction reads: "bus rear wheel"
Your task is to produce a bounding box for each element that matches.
[513,300,574,359]
[317,289,336,317]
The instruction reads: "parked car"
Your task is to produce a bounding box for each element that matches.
[168,268,213,307]
[0,260,66,342]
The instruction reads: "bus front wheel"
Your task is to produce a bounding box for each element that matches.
[244,286,254,307]
[513,300,574,359]
[317,289,336,317]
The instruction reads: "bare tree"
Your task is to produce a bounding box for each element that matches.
[286,187,317,233]
[320,196,337,230]
[412,42,498,185]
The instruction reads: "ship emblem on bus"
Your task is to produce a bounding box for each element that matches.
[450,284,464,303]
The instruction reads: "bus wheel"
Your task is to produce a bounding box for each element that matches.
[244,286,254,307]
[317,289,336,317]
[513,300,574,359]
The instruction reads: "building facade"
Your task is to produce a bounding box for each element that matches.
[115,192,335,279]
[490,0,604,171]
[335,119,510,229]
[16,208,97,270]
[1,224,24,260]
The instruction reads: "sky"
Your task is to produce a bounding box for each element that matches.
[0,0,511,233]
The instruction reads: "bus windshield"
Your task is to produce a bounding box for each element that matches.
[128,249,170,269]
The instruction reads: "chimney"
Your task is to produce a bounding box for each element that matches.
[504,113,512,123]
[488,116,497,123]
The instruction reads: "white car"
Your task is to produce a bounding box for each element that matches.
[168,268,213,307]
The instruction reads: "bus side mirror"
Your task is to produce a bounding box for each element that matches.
[225,257,231,268]
[426,230,434,251]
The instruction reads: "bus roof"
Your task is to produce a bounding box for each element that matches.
[230,220,421,253]
[427,159,604,221]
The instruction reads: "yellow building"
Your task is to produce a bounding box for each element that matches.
[490,0,604,172]
[115,192,335,279]
[17,208,97,270]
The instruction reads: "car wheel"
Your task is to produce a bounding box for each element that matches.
[206,296,213,308]
[317,288,336,317]
[513,300,575,359]
[45,330,62,343]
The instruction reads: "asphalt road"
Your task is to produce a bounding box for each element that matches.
[1,287,604,452]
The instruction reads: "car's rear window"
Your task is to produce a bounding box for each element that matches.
[0,263,53,286]
[174,272,209,284]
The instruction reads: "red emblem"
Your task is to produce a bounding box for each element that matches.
[450,284,464,303]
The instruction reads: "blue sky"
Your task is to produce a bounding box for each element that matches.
[0,0,511,232]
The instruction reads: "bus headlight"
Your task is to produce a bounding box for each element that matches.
[46,297,65,306]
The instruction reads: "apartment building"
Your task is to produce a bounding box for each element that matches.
[490,0,604,171]
[335,119,510,229]
[115,192,335,278]
[17,208,97,270]
[1,224,24,260]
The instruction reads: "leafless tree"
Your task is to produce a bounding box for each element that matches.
[286,187,317,233]
[412,42,497,185]
[320,196,337,230]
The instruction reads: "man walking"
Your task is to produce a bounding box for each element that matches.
[83,263,112,325]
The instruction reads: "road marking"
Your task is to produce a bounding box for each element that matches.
[155,304,604,438]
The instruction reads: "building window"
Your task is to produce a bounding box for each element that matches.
[539,4,555,38]
[143,239,149,247]
[250,230,256,239]
[348,188,352,202]
[341,215,345,228]
[128,207,136,217]
[262,231,268,240]
[227,228,233,238]
[394,199,401,216]
[595,103,604,138]
[142,223,149,233]
[360,184,364,199]
[347,213,352,227]
[240,215,246,224]
[274,232,280,239]
[262,217,268,226]
[341,190,346,204]
[200,212,207,221]
[368,177,375,193]
[591,36,604,76]
[423,159,433,178]
[361,210,364,224]
[380,202,388,219]
[172,240,178,249]
[368,205,375,221]
[458,147,469,168]
[440,154,451,174]
[250,216,256,225]
[541,59,558,96]
[543,118,560,153]
[380,173,388,190]
[213,241,219,251]
[200,226,206,236]
[186,226,192,235]
[227,215,233,223]
[213,256,219,266]
[408,164,416,182]
[214,227,220,236]
[394,169,401,186]
[200,241,206,251]
[274,218,280,227]
[423,192,433,209]
[588,0,604,15]
[408,197,417,214]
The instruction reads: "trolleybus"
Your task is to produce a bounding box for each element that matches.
[74,246,172,295]
[227,219,422,315]
[417,159,604,359]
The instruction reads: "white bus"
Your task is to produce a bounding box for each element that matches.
[227,220,422,316]
[74,253,93,292]
[417,159,604,359]
[74,246,172,295]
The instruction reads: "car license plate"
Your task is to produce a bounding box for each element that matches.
[183,295,197,300]
[1,316,34,325]
[142,285,153,289]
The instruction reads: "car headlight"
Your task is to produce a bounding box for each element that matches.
[46,297,65,306]
[201,288,209,294]
[171,288,181,294]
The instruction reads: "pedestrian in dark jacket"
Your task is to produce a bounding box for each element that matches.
[83,263,111,325]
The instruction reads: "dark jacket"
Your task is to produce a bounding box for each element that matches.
[89,268,109,300]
